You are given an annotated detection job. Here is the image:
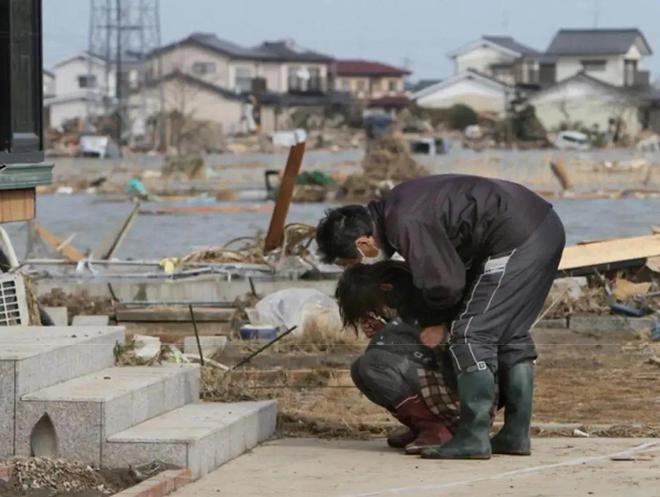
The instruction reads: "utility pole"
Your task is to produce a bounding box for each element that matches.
[88,0,162,148]
[116,0,123,147]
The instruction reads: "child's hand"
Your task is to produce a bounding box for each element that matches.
[420,325,446,348]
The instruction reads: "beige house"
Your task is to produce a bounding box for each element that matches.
[130,72,249,151]
[146,33,334,95]
[335,59,410,100]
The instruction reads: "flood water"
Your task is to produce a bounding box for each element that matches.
[3,194,659,260]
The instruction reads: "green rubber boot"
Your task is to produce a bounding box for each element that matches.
[490,361,534,456]
[421,368,495,460]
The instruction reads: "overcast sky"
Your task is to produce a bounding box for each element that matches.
[44,0,660,80]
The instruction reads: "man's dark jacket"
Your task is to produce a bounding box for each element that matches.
[367,174,551,311]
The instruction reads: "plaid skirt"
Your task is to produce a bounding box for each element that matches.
[417,367,460,431]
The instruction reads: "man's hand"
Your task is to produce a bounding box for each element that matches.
[360,314,385,338]
[420,324,446,348]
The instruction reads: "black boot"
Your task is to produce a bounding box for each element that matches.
[490,361,534,455]
[421,368,495,460]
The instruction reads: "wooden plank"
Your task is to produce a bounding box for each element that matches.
[94,201,140,259]
[558,234,660,272]
[0,189,35,222]
[264,141,306,252]
[116,306,234,322]
[33,224,85,262]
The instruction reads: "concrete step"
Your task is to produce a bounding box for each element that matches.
[16,364,200,464]
[0,326,125,458]
[104,401,277,479]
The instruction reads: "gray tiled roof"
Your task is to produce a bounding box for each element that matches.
[169,33,333,62]
[546,29,652,56]
[483,36,540,55]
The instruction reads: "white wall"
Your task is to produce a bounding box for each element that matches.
[416,78,508,114]
[48,98,105,128]
[455,45,517,76]
[137,78,245,135]
[555,55,630,86]
[54,57,114,98]
[531,80,642,135]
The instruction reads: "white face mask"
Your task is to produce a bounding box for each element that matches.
[357,246,387,265]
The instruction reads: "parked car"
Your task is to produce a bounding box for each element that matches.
[554,130,590,151]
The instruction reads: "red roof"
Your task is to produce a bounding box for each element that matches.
[336,59,411,77]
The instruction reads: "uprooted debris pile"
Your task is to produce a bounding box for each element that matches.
[340,135,429,201]
[39,288,114,317]
[6,457,139,496]
[179,223,316,267]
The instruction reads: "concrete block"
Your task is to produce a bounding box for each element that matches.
[72,315,110,326]
[183,336,227,356]
[17,365,199,464]
[0,326,124,457]
[0,362,15,458]
[43,307,68,326]
[105,401,277,479]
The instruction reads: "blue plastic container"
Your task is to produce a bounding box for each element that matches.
[239,325,279,341]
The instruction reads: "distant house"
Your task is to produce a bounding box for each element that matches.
[132,71,250,149]
[43,70,55,99]
[531,29,658,135]
[146,33,334,95]
[44,52,115,129]
[541,29,652,87]
[447,35,541,86]
[411,69,513,115]
[529,72,645,136]
[335,59,410,99]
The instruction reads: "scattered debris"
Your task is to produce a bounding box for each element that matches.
[340,135,429,201]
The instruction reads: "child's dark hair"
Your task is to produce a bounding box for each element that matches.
[315,205,372,263]
[335,261,418,331]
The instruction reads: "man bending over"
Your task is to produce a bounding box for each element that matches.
[316,174,565,459]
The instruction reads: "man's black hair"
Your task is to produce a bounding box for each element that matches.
[315,205,373,264]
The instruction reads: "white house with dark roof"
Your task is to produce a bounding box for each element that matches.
[447,35,541,86]
[540,29,652,87]
[529,72,645,136]
[411,69,513,115]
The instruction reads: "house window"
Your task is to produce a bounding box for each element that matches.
[624,59,638,86]
[192,62,216,76]
[581,60,606,72]
[539,63,556,85]
[356,80,366,93]
[78,74,97,88]
[234,67,253,93]
[388,80,398,92]
[341,80,350,91]
[0,0,44,162]
[308,67,321,91]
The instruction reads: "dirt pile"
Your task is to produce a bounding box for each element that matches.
[6,457,138,496]
[39,289,114,318]
[340,135,429,201]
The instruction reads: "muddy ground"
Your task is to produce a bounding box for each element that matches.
[206,326,660,438]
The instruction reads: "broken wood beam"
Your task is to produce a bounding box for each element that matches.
[550,159,572,192]
[558,234,660,276]
[32,223,85,262]
[264,141,306,252]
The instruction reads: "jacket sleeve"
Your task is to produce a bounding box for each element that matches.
[394,218,466,312]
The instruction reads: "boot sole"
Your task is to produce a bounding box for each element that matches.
[492,449,531,456]
[421,453,491,460]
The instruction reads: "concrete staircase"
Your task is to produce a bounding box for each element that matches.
[0,327,277,478]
